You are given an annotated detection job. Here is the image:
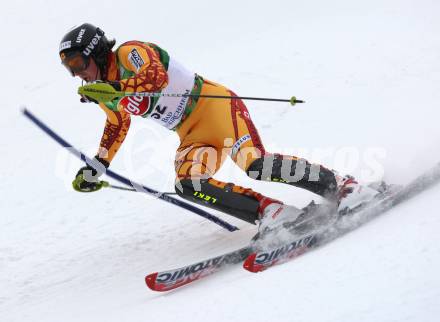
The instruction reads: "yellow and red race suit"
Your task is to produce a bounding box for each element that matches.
[94,41,338,224]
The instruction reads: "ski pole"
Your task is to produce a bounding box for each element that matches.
[78,82,305,106]
[103,181,177,195]
[22,108,238,232]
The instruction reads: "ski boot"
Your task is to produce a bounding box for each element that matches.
[336,175,380,215]
[252,197,318,249]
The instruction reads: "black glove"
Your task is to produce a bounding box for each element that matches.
[80,95,99,104]
[72,157,110,192]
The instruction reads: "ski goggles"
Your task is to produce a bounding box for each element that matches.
[60,51,90,76]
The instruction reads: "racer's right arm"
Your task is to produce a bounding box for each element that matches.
[95,103,132,164]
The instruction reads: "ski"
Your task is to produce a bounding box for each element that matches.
[243,233,319,272]
[146,161,440,290]
[145,246,252,291]
[144,203,332,291]
[243,162,440,272]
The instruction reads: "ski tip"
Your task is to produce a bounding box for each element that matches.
[243,253,260,273]
[145,272,158,290]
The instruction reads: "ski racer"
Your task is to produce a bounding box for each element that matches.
[59,23,379,233]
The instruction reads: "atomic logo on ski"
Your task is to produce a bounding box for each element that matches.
[146,255,229,291]
[243,234,317,272]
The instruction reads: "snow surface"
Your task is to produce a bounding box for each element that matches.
[1,0,440,321]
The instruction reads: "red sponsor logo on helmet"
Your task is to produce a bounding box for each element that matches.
[119,96,151,116]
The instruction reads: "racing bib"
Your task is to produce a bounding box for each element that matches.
[147,58,196,129]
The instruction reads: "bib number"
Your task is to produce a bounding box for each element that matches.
[151,105,168,119]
